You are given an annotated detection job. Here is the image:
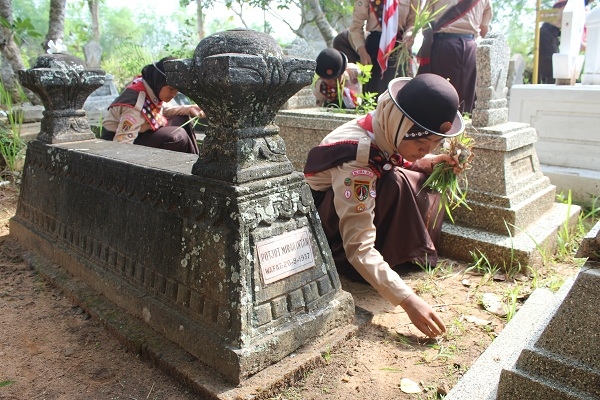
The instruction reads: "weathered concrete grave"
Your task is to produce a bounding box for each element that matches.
[444,213,600,400]
[495,223,600,399]
[83,73,119,127]
[276,32,580,268]
[11,30,357,395]
[438,32,580,267]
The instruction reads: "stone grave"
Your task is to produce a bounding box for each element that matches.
[275,108,357,170]
[11,104,44,142]
[281,37,318,110]
[83,40,102,68]
[445,221,600,399]
[506,53,525,100]
[83,73,119,129]
[10,30,359,397]
[495,221,600,399]
[438,31,581,268]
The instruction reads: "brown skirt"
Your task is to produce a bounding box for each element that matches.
[316,167,444,281]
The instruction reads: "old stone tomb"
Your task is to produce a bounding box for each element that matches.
[11,30,356,390]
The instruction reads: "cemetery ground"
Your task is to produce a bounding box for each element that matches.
[0,182,588,400]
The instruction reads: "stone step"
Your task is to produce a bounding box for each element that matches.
[497,347,600,399]
[445,277,575,400]
[497,366,595,400]
[496,266,600,399]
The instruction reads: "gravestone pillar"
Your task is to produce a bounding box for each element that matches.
[439,32,580,267]
[17,53,104,144]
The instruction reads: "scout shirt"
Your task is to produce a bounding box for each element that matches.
[102,79,199,144]
[313,63,363,109]
[348,0,418,54]
[431,0,493,36]
[305,118,414,306]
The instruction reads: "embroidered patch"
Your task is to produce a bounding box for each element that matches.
[141,98,167,130]
[370,190,376,198]
[354,180,369,202]
[356,203,366,213]
[344,177,352,186]
[352,169,375,178]
[121,120,133,133]
[344,190,351,199]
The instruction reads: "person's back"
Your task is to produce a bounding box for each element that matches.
[416,0,493,114]
[539,1,568,84]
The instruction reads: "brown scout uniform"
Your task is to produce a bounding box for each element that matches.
[102,79,200,144]
[305,119,416,305]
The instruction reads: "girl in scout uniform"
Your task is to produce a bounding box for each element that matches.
[313,48,362,109]
[305,73,465,338]
[101,57,204,154]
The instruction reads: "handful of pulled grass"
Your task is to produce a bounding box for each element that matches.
[422,132,475,223]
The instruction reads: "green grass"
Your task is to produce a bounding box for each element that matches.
[0,79,26,179]
[422,132,474,225]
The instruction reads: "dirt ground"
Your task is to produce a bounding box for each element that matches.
[0,181,582,400]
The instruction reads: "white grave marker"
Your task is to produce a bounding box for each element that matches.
[256,227,316,285]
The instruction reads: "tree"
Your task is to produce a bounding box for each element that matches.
[0,0,40,104]
[224,0,351,45]
[180,0,214,41]
[84,0,102,67]
[42,0,66,51]
[88,0,100,43]
[196,0,205,39]
[305,0,337,46]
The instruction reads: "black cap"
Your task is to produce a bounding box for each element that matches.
[388,74,464,137]
[315,48,348,79]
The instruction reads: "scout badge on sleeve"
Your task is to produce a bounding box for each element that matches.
[354,180,370,202]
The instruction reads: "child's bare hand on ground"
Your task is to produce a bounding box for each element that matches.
[400,293,446,338]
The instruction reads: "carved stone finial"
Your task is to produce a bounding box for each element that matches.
[165,29,316,183]
[18,53,105,144]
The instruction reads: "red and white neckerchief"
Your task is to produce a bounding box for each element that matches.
[377,0,399,75]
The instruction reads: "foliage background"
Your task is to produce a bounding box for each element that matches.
[8,0,596,91]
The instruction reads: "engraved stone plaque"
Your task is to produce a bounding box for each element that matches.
[257,227,316,285]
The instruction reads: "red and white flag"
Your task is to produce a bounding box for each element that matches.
[377,0,399,75]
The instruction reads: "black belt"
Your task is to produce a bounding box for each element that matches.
[368,30,405,40]
[434,33,474,39]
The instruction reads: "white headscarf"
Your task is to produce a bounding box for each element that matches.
[371,90,414,159]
